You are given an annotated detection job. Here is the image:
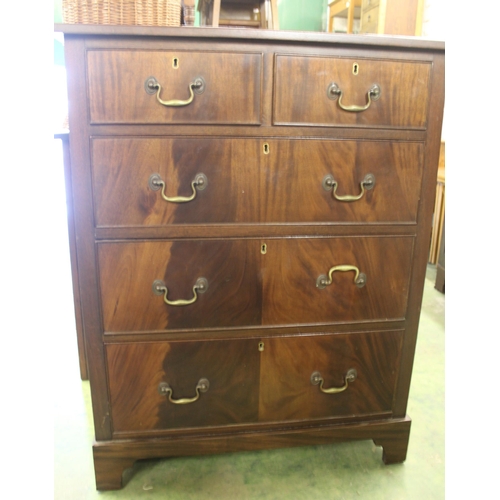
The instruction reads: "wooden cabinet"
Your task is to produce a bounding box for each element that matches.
[57,24,445,490]
[359,0,423,35]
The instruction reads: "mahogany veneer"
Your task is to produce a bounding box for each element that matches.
[56,24,445,490]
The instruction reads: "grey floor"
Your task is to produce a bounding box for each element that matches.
[52,141,445,499]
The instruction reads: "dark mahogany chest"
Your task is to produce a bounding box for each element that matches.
[58,24,445,490]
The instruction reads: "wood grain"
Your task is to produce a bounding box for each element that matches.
[92,416,411,489]
[97,240,262,332]
[261,139,424,223]
[259,330,403,422]
[107,330,402,435]
[58,25,444,490]
[274,55,431,129]
[98,236,413,333]
[87,50,262,124]
[106,339,260,433]
[92,137,260,226]
[92,138,424,227]
[261,236,414,325]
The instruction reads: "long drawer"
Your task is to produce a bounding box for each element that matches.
[107,330,403,435]
[86,50,263,125]
[91,137,424,226]
[97,236,413,333]
[273,54,431,129]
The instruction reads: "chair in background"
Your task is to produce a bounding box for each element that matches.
[328,0,361,34]
[198,0,279,29]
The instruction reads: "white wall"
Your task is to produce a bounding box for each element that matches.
[421,0,446,39]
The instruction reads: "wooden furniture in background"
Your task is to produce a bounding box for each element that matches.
[181,0,196,26]
[198,0,279,29]
[435,216,445,293]
[328,0,361,34]
[429,141,445,265]
[56,24,444,490]
[54,131,88,380]
[360,0,424,35]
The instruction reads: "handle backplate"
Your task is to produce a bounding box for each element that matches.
[327,82,381,112]
[153,277,208,306]
[322,173,375,202]
[316,265,366,289]
[311,369,357,394]
[158,378,209,404]
[149,173,207,203]
[145,76,205,107]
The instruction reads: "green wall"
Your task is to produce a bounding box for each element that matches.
[54,0,62,23]
[278,0,327,32]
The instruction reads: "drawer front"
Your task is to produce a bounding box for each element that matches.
[107,330,403,434]
[259,330,403,422]
[98,236,412,333]
[91,137,261,227]
[92,138,423,227]
[261,236,414,325]
[87,50,262,124]
[107,339,260,434]
[261,139,423,223]
[98,240,262,333]
[274,55,431,129]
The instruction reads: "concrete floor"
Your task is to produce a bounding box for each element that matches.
[52,142,445,499]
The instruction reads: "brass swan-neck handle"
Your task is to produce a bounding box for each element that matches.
[158,379,210,404]
[322,173,375,202]
[327,82,381,112]
[310,369,357,394]
[316,265,367,289]
[145,76,205,107]
[149,173,208,204]
[152,278,208,306]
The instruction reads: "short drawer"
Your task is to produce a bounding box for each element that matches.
[259,330,403,422]
[98,236,413,333]
[87,50,262,124]
[91,137,261,227]
[274,55,431,129]
[98,239,262,333]
[107,339,260,434]
[260,236,414,325]
[91,138,424,227]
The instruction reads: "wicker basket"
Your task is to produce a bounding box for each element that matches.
[62,0,181,26]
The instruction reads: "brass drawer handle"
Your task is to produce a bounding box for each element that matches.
[158,378,210,404]
[327,82,381,112]
[145,76,205,107]
[149,173,207,203]
[311,369,357,394]
[316,265,367,289]
[322,173,375,202]
[152,277,208,306]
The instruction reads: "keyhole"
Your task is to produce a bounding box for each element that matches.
[258,342,265,352]
[173,57,179,69]
[353,63,359,75]
[263,143,270,155]
[261,243,267,254]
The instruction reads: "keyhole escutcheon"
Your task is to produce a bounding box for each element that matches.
[263,143,270,155]
[353,63,359,75]
[261,243,267,254]
[173,57,179,69]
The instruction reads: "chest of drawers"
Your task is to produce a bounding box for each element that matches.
[57,24,444,490]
